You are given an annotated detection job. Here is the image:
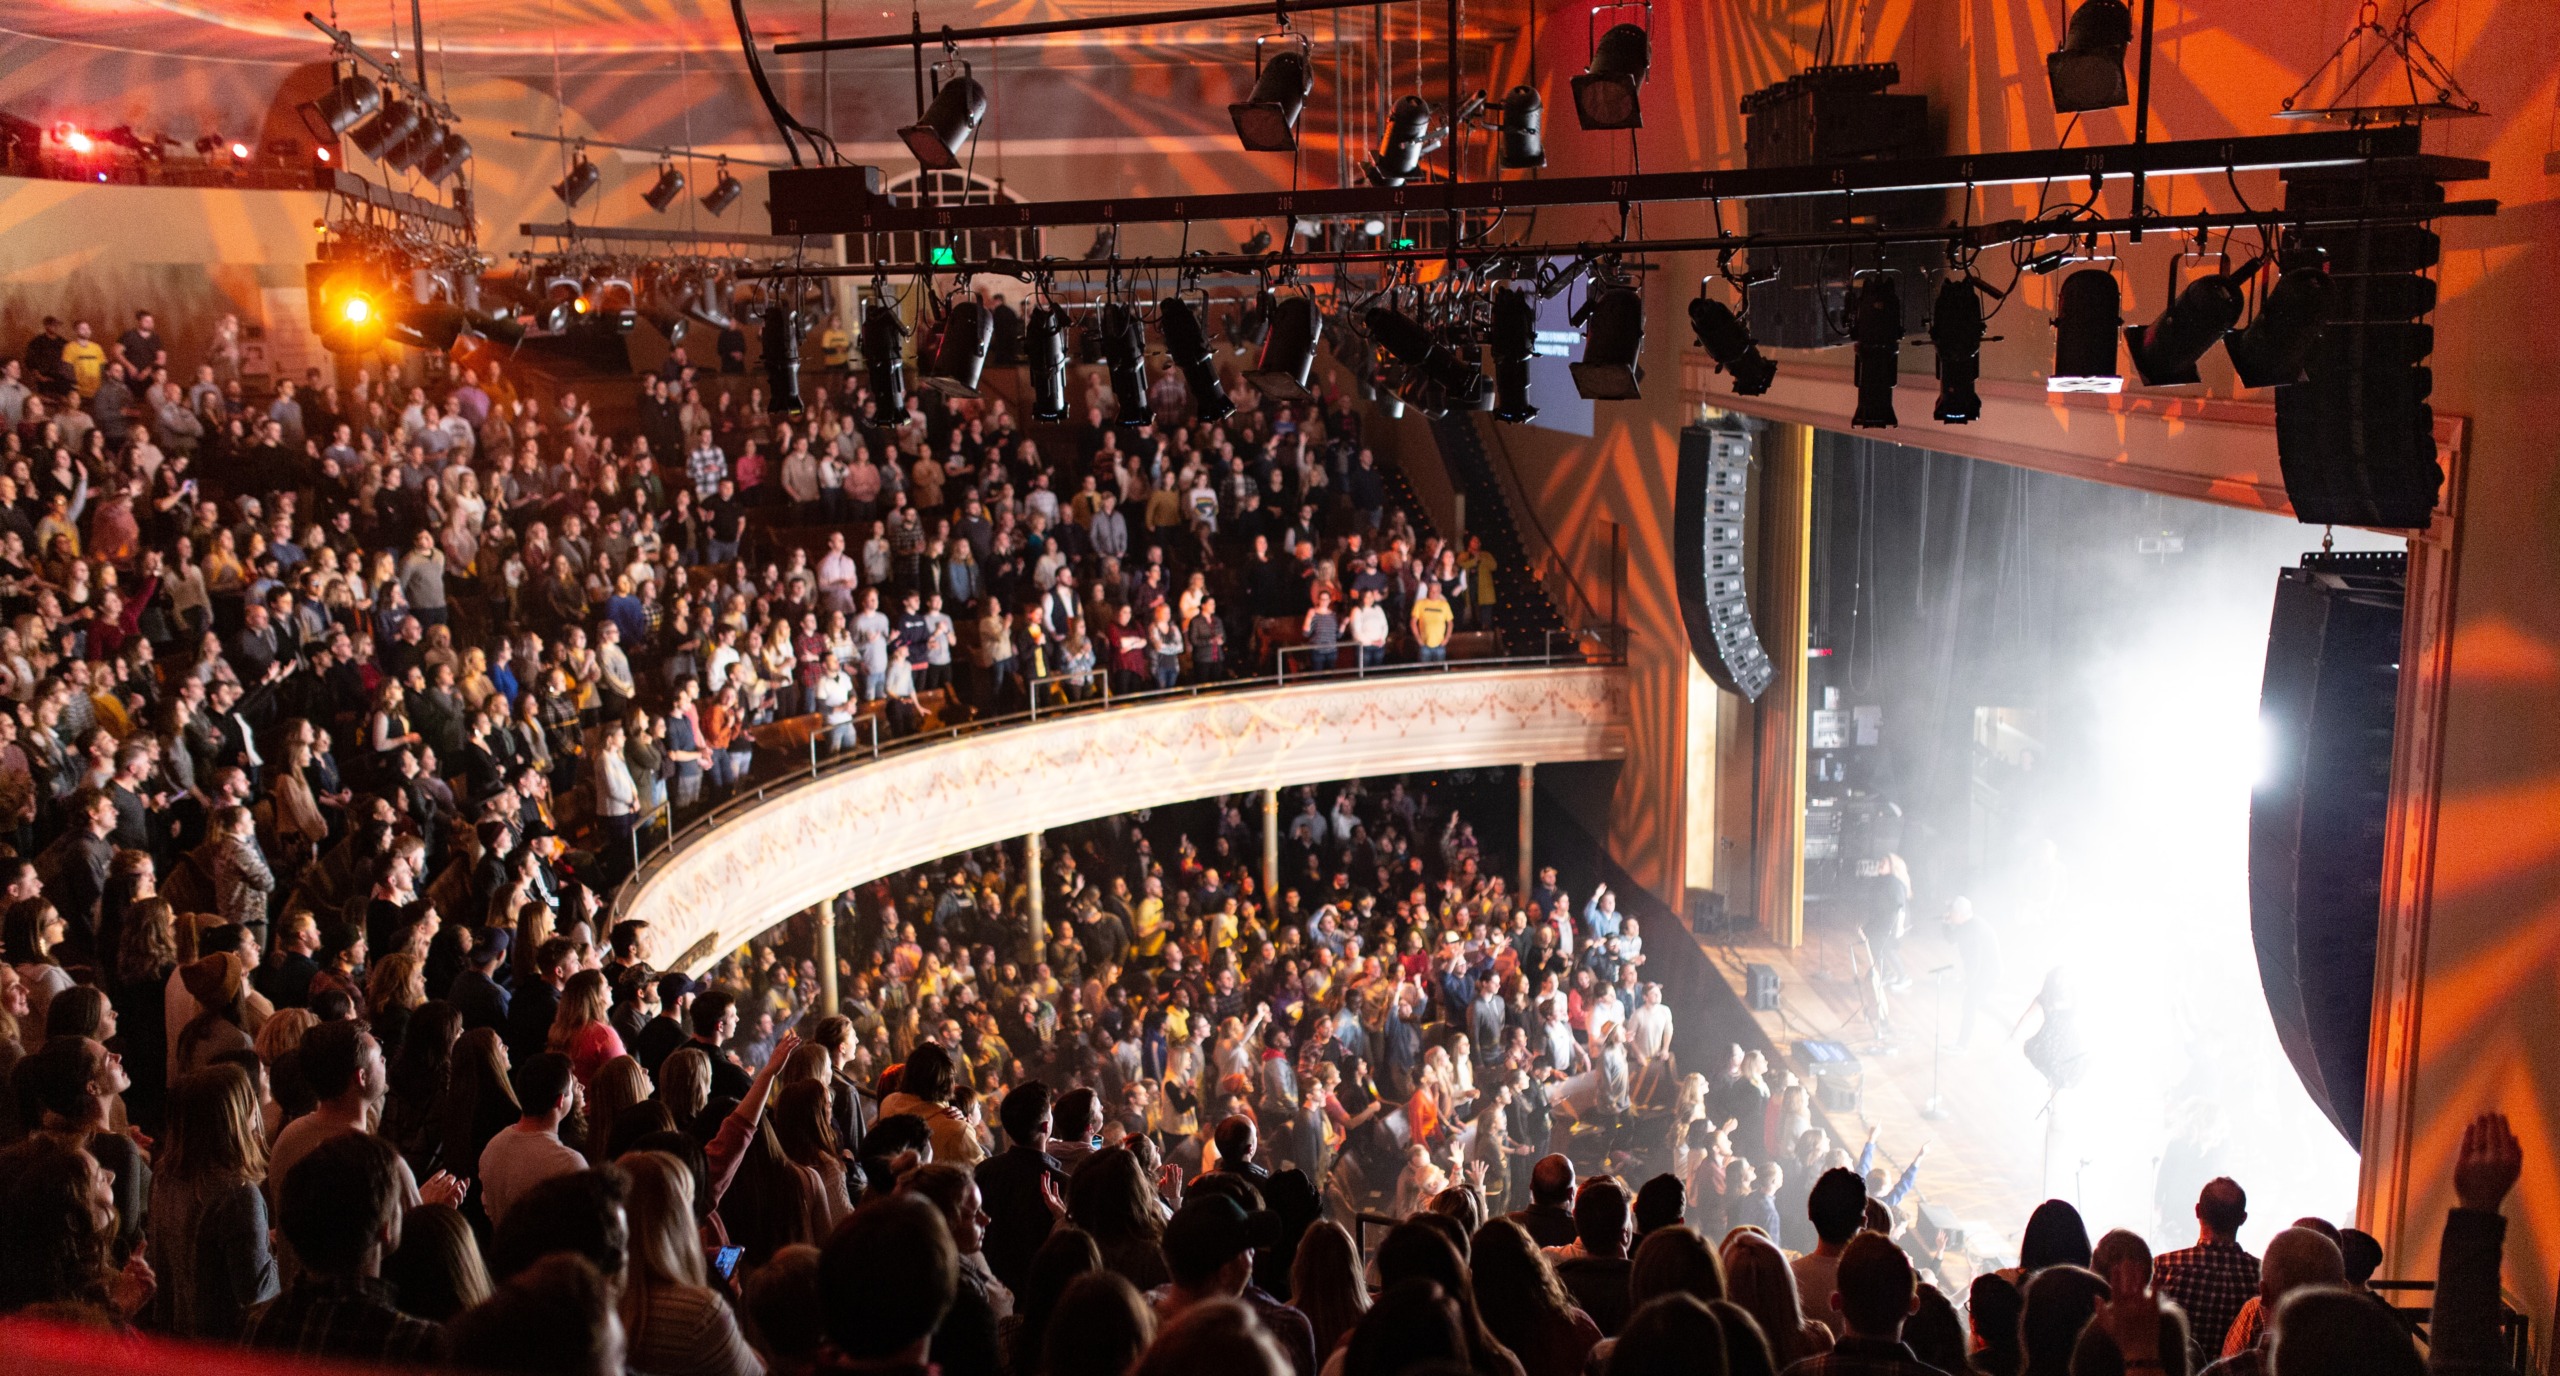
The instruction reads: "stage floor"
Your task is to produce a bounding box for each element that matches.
[1696,899,2070,1279]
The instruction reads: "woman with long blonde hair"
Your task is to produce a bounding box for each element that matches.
[584,1054,652,1165]
[617,1149,765,1376]
[1719,1228,1832,1367]
[549,967,626,1086]
[147,1064,278,1338]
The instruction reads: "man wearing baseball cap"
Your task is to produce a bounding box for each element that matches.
[634,969,701,1076]
[1155,1194,1318,1376]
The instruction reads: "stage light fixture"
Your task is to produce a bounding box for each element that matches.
[1365,306,1484,413]
[2127,262,2258,386]
[2224,257,2330,389]
[1929,276,1987,423]
[586,277,639,332]
[902,63,988,171]
[2049,267,2125,393]
[349,99,417,161]
[642,162,686,213]
[390,298,471,351]
[551,151,600,208]
[229,140,251,161]
[922,298,995,398]
[1572,22,1651,130]
[1248,295,1323,401]
[1240,229,1274,256]
[1687,293,1777,397]
[859,295,908,413]
[56,125,95,155]
[314,145,334,163]
[382,115,437,172]
[1497,85,1547,169]
[2046,0,2133,113]
[540,278,584,333]
[701,159,744,216]
[1849,274,1903,428]
[1024,303,1073,421]
[763,307,805,416]
[1569,284,1645,401]
[1490,288,1538,423]
[314,72,382,135]
[1102,302,1154,426]
[1229,38,1313,153]
[1160,297,1235,423]
[416,129,470,186]
[307,261,388,355]
[1367,96,1440,187]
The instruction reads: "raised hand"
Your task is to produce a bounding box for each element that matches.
[2094,1258,2163,1365]
[2454,1111,2523,1212]
[418,1171,467,1208]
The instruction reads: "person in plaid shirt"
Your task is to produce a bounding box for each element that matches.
[245,1132,442,1362]
[1779,1232,1950,1376]
[686,428,728,499]
[2152,1178,2260,1364]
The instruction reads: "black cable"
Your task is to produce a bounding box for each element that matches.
[730,0,841,167]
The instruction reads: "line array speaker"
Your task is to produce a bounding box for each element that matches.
[1674,426,1775,701]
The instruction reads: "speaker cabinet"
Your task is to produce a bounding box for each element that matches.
[2249,550,2403,1144]
[1675,426,1776,701]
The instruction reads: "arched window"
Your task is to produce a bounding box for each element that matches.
[847,169,1039,270]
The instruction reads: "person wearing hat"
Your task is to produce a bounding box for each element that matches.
[174,950,256,1074]
[446,927,513,1032]
[1155,1195,1318,1376]
[634,969,699,1076]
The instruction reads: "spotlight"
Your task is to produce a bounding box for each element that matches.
[1490,287,1538,423]
[1572,22,1650,130]
[1160,297,1235,423]
[922,298,995,398]
[1686,293,1776,396]
[1929,276,1987,424]
[637,271,694,346]
[1367,95,1440,187]
[1569,284,1645,401]
[684,269,738,331]
[1498,85,1546,169]
[314,144,334,163]
[1248,295,1323,401]
[1024,303,1073,421]
[642,162,686,213]
[859,296,908,414]
[2224,257,2329,389]
[1101,302,1154,426]
[551,152,600,208]
[2048,268,2124,393]
[1240,229,1274,257]
[306,261,388,355]
[314,72,383,135]
[1849,274,1903,428]
[229,140,252,161]
[2046,0,2133,113]
[390,299,470,351]
[416,129,470,186]
[586,277,639,332]
[902,64,988,171]
[1365,306,1483,413]
[541,278,584,333]
[762,306,804,417]
[701,159,744,216]
[381,114,437,172]
[2127,261,2258,386]
[58,125,95,155]
[1229,38,1313,153]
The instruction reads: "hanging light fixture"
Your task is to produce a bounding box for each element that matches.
[1687,292,1777,397]
[551,149,600,208]
[1498,86,1546,169]
[1849,274,1904,428]
[1248,295,1323,400]
[2046,0,2134,113]
[349,98,420,162]
[2224,255,2329,389]
[1569,283,1645,401]
[2126,259,2260,386]
[381,116,437,172]
[1929,276,1987,423]
[416,129,471,186]
[1572,19,1651,131]
[1102,302,1153,426]
[1365,306,1483,413]
[1160,297,1235,422]
[859,294,908,414]
[642,162,687,213]
[1024,302,1073,421]
[902,57,989,171]
[763,306,804,416]
[1490,288,1538,423]
[1366,96,1441,187]
[314,71,382,135]
[1230,33,1313,153]
[922,296,995,398]
[2048,268,2125,393]
[700,159,745,216]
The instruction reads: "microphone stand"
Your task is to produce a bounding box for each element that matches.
[1920,964,1955,1120]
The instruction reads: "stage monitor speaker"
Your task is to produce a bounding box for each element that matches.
[1675,425,1776,701]
[1746,962,1782,1011]
[2249,550,2404,1145]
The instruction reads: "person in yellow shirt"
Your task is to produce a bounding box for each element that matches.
[1129,874,1168,958]
[1411,585,1455,662]
[817,312,851,374]
[61,321,107,399]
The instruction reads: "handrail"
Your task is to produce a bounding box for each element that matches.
[1475,416,1619,636]
[610,635,1628,919]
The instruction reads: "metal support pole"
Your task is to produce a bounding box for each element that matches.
[1262,786,1282,901]
[1517,762,1536,900]
[409,0,429,89]
[2130,0,2159,241]
[815,901,839,1015]
[1025,829,1047,955]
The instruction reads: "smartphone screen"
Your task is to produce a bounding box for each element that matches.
[714,1245,744,1280]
